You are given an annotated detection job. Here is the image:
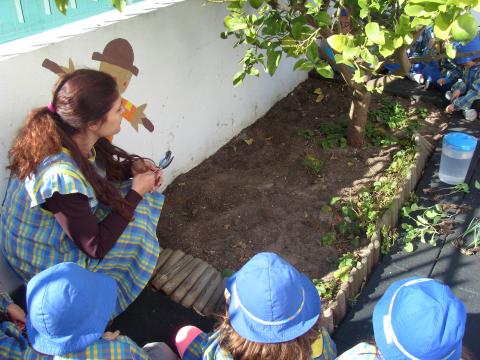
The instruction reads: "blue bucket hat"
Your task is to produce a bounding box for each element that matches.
[26,262,117,355]
[373,277,466,360]
[455,36,480,64]
[226,252,320,343]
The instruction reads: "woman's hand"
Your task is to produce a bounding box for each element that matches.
[7,303,26,330]
[132,170,158,196]
[132,159,157,176]
[102,330,121,341]
[445,104,455,114]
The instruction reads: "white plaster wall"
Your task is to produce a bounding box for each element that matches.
[0,0,306,292]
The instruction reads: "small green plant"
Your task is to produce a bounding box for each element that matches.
[454,183,470,194]
[381,226,399,255]
[334,253,358,282]
[312,278,337,301]
[367,100,419,146]
[319,122,348,149]
[297,129,317,142]
[417,107,429,121]
[304,153,324,175]
[330,143,416,244]
[459,217,480,249]
[401,203,454,252]
[424,182,469,196]
[321,231,336,246]
[221,268,235,278]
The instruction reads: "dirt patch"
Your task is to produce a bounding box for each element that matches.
[157,78,446,279]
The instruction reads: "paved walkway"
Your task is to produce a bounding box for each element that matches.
[333,80,480,359]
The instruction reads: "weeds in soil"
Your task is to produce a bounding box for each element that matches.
[417,107,429,121]
[325,138,417,259]
[318,122,348,149]
[298,129,317,142]
[312,252,359,301]
[304,153,324,175]
[320,231,336,246]
[334,253,358,282]
[381,226,400,254]
[312,278,337,301]
[367,99,420,146]
[331,143,417,244]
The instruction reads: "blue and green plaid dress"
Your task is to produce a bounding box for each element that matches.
[0,323,149,360]
[0,148,162,315]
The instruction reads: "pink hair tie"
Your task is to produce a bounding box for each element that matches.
[47,102,56,113]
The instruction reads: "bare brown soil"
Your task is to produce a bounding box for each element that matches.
[157,78,446,279]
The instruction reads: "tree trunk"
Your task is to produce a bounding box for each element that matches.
[347,87,372,148]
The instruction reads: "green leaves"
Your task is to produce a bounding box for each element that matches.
[404,242,414,252]
[266,50,282,75]
[321,232,336,246]
[475,180,480,190]
[315,61,334,78]
[293,59,315,72]
[452,13,478,42]
[224,16,247,31]
[291,17,310,40]
[365,22,385,45]
[434,12,454,40]
[334,253,358,282]
[233,71,246,87]
[404,4,426,16]
[327,34,348,52]
[248,0,263,9]
[400,202,452,253]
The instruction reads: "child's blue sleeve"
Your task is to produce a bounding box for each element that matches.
[0,289,13,313]
[451,79,467,94]
[444,64,463,85]
[0,322,30,359]
[453,77,480,111]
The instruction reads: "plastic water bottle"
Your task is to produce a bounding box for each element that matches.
[439,132,477,185]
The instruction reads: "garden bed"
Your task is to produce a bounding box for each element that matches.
[157,78,446,306]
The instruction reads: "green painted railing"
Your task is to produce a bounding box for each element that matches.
[0,0,143,45]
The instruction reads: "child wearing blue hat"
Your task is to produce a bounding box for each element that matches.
[0,262,179,359]
[175,252,337,360]
[336,276,471,360]
[445,35,480,121]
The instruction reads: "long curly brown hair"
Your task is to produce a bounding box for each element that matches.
[8,69,144,219]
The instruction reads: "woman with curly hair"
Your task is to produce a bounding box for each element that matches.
[0,69,163,315]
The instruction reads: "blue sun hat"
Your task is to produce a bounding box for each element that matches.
[26,262,117,355]
[373,277,466,360]
[455,35,480,64]
[226,252,320,343]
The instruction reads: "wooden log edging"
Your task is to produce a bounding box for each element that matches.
[321,134,434,333]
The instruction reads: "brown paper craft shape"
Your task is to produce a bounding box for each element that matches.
[42,38,155,135]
